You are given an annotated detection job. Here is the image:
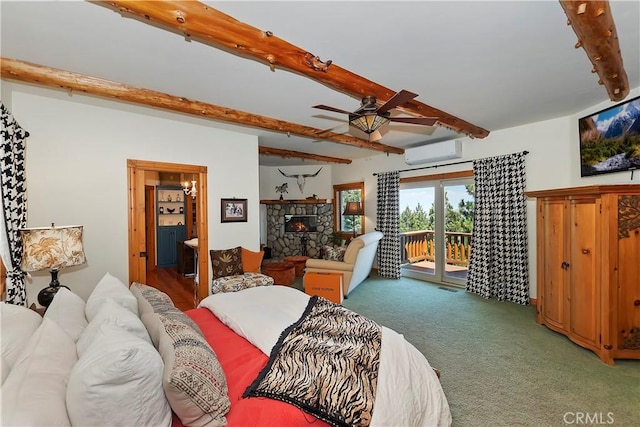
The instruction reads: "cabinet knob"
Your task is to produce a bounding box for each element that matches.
[634,300,640,307]
[581,249,590,254]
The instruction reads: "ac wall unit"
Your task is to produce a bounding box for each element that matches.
[404,140,463,165]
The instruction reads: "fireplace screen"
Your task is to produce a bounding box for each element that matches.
[284,215,318,232]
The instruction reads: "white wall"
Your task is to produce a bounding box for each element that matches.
[329,88,640,298]
[6,79,638,303]
[2,82,261,303]
[259,164,333,200]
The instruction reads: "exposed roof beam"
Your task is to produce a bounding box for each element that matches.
[259,146,351,164]
[559,0,629,101]
[96,0,489,139]
[1,57,403,155]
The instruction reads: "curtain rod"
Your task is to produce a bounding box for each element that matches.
[373,150,529,176]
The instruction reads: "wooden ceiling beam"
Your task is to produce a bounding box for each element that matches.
[259,146,352,164]
[1,57,403,155]
[559,0,629,101]
[96,1,489,139]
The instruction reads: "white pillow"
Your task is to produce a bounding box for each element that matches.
[85,272,138,321]
[0,302,43,376]
[76,298,151,357]
[66,324,171,427]
[44,287,88,342]
[2,318,77,426]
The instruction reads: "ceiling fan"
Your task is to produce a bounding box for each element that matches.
[313,90,438,140]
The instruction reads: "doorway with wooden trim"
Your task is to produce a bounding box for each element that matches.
[127,159,209,309]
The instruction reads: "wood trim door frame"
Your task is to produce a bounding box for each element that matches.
[145,185,156,272]
[127,159,209,303]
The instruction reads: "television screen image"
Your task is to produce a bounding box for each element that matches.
[579,95,640,177]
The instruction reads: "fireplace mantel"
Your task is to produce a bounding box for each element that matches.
[261,199,332,205]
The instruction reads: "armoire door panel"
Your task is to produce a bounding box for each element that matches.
[541,200,566,328]
[616,195,640,351]
[569,199,599,347]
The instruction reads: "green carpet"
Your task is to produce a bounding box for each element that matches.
[294,273,640,426]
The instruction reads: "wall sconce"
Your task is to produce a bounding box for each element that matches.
[20,224,86,307]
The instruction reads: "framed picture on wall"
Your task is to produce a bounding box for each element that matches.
[221,198,247,223]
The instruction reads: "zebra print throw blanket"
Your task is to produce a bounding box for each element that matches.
[244,296,382,426]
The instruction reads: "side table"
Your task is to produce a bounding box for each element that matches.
[283,255,310,277]
[263,262,296,286]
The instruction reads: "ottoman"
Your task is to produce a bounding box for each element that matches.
[283,255,310,277]
[263,262,296,286]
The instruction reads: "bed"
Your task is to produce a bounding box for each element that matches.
[1,274,451,427]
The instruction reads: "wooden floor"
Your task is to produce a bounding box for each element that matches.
[145,267,197,312]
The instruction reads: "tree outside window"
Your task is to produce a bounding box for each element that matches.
[333,182,365,238]
[399,184,475,233]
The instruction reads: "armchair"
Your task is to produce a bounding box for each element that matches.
[304,231,383,297]
[209,247,274,295]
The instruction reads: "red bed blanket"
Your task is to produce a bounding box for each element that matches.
[171,307,330,426]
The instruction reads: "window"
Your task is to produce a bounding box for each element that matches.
[333,182,365,237]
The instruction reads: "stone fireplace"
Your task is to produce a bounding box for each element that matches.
[264,201,334,259]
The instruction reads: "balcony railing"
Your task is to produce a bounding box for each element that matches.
[400,230,472,267]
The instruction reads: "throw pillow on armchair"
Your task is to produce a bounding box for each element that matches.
[241,248,265,273]
[210,247,243,279]
[322,245,346,262]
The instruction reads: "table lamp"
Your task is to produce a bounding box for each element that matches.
[343,201,364,239]
[20,224,86,307]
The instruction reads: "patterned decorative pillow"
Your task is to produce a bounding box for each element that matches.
[131,283,202,335]
[210,247,244,279]
[210,272,274,295]
[130,282,175,317]
[134,281,230,425]
[141,311,230,426]
[323,245,347,261]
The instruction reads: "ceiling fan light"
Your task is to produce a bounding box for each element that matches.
[349,113,390,134]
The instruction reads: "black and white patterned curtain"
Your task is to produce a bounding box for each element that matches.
[376,171,400,279]
[1,103,29,305]
[466,152,529,305]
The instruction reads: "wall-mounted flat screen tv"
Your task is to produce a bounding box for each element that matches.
[579,95,640,177]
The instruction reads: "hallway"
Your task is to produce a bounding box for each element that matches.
[144,267,197,311]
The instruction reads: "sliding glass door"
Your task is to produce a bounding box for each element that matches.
[400,175,474,286]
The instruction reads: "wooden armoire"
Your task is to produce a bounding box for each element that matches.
[526,185,640,365]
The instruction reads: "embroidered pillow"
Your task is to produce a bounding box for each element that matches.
[210,247,243,279]
[323,245,347,262]
[130,282,174,317]
[141,311,230,426]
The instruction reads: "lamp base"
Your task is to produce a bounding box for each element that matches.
[37,269,69,307]
[37,285,69,307]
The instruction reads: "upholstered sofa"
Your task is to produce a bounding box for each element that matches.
[304,231,383,297]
